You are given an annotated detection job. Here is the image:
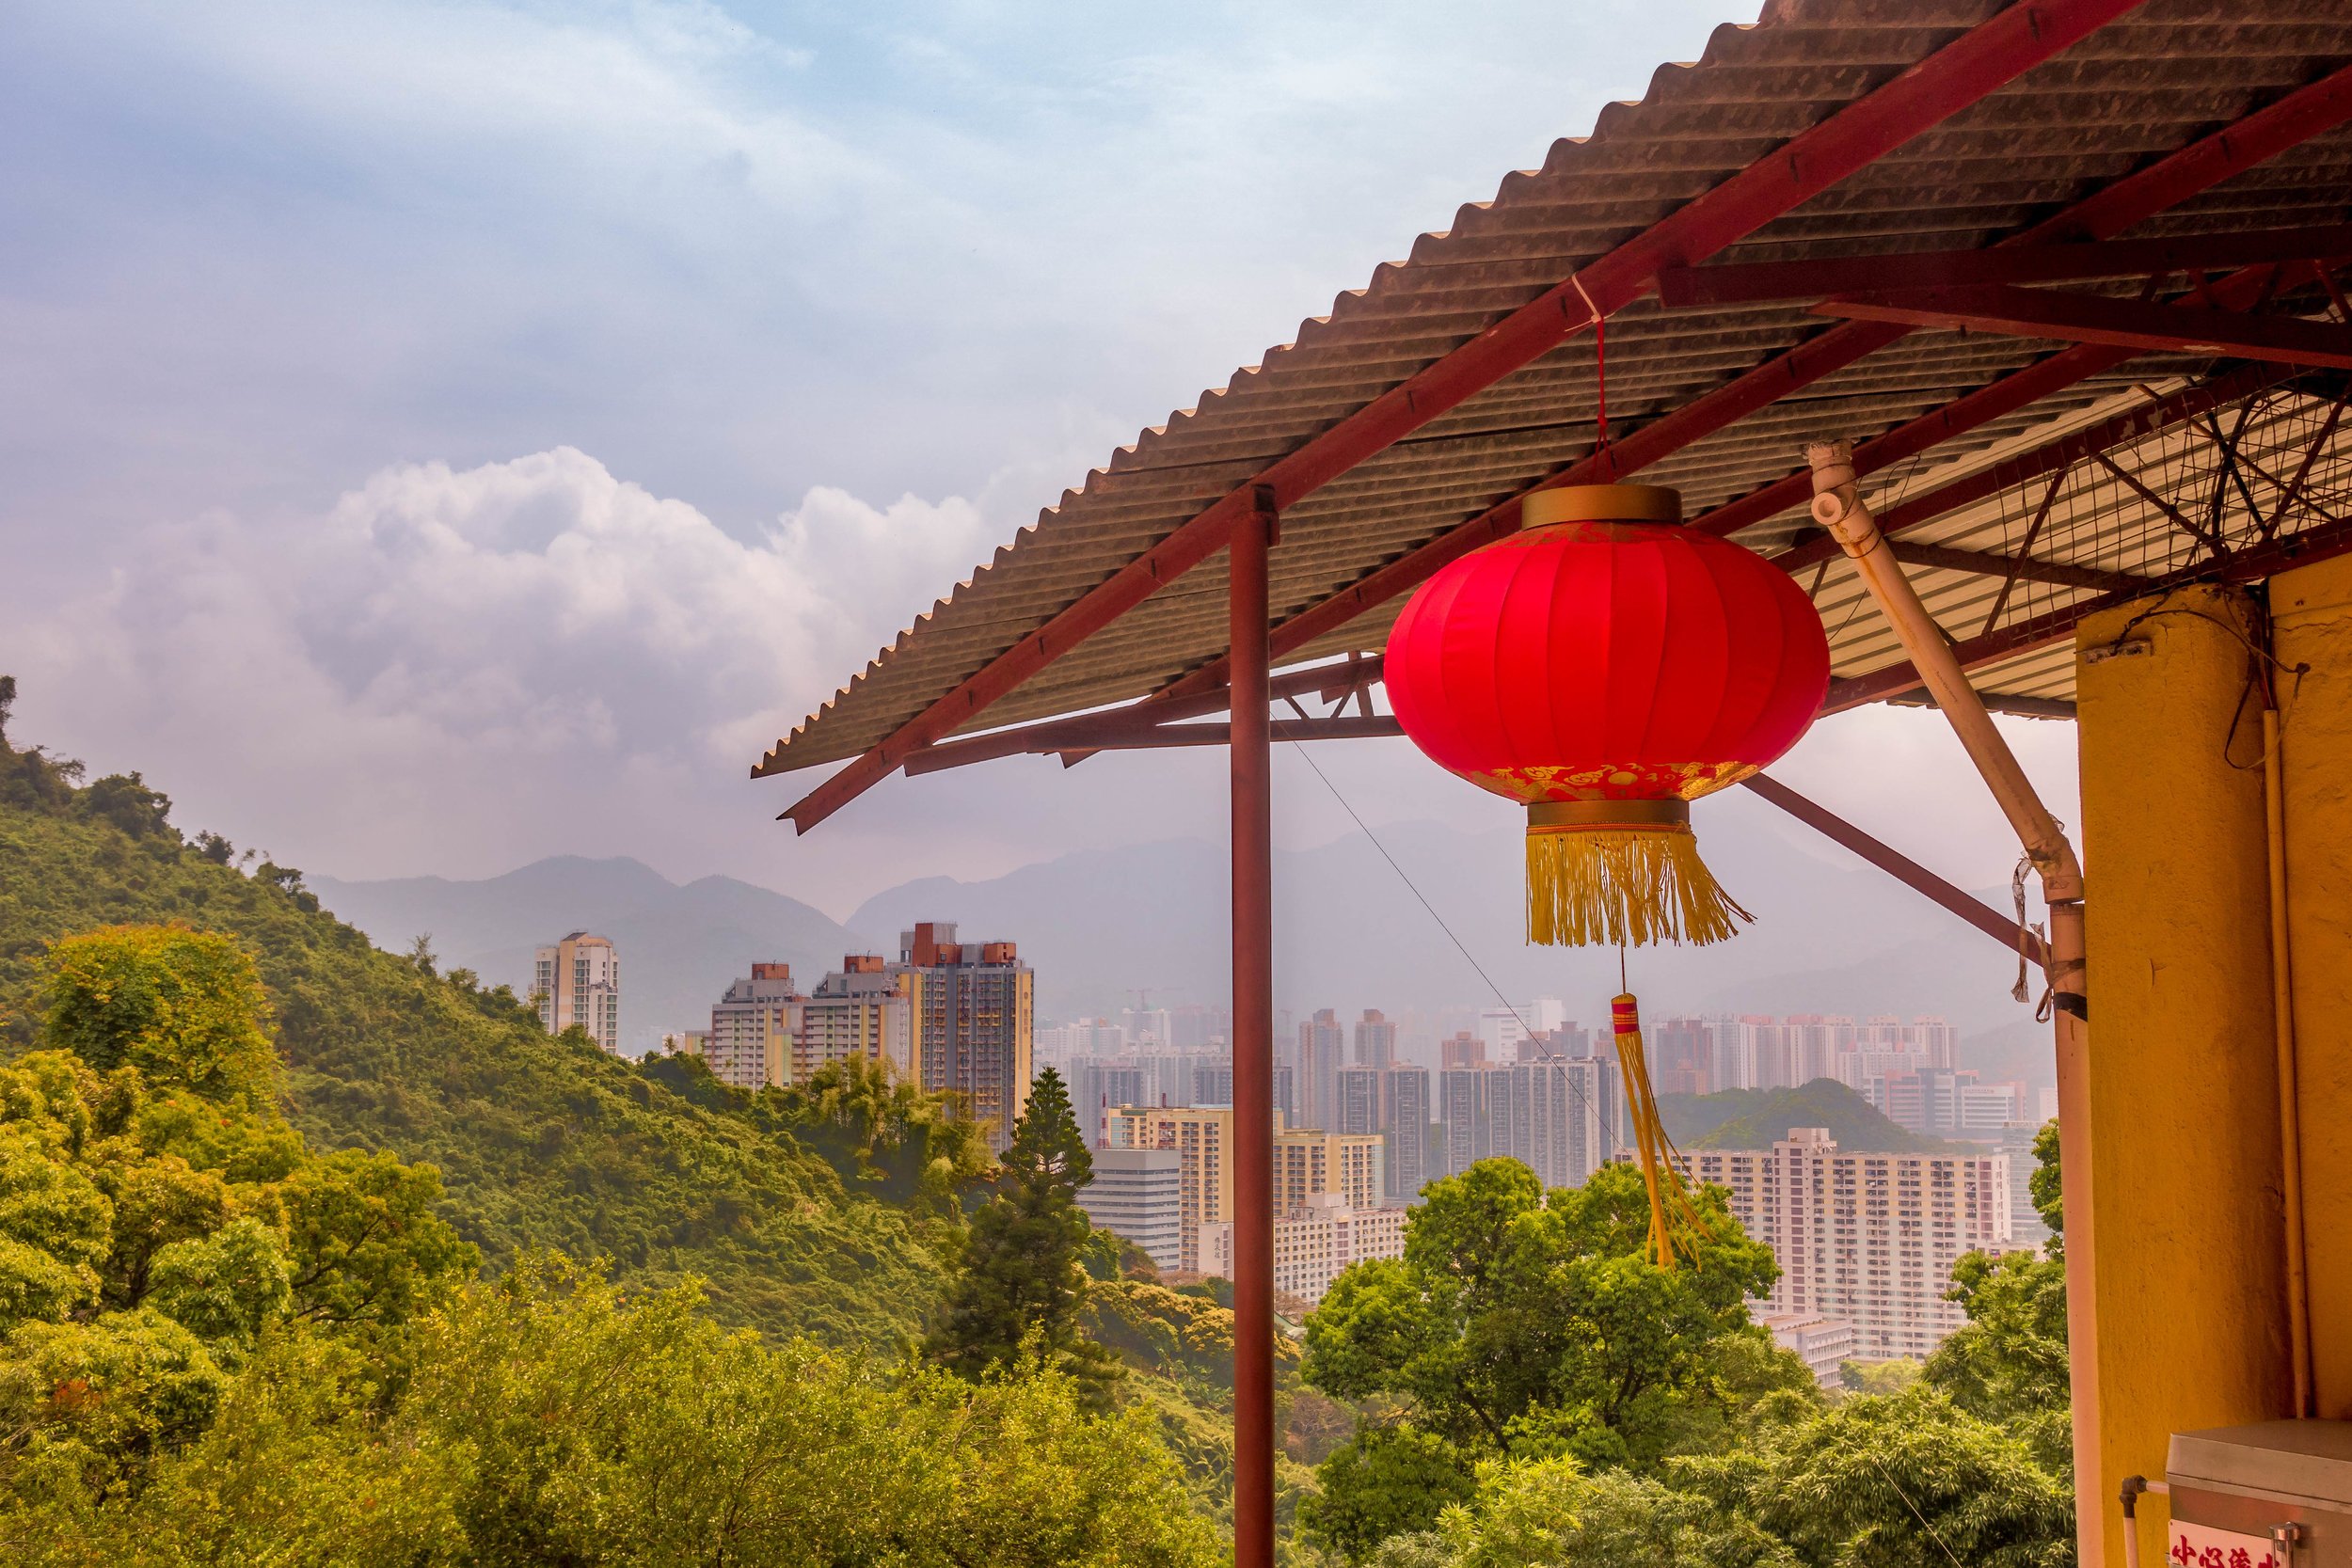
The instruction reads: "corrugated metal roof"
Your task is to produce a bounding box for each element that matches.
[761,0,2352,778]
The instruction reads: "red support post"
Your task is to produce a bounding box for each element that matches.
[1228,492,1277,1568]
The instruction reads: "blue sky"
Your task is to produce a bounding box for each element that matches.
[0,0,2080,916]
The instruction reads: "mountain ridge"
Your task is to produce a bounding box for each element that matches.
[310,798,2054,1084]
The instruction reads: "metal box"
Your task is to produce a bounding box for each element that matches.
[2168,1420,2352,1565]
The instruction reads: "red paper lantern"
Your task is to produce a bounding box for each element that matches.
[1385,483,1829,946]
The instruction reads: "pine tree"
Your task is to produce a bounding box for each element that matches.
[925,1068,1120,1406]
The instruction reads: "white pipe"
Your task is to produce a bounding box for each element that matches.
[1806,440,2099,1568]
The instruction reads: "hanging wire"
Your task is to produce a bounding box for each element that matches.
[1278,739,1609,1130]
[1868,1454,1968,1568]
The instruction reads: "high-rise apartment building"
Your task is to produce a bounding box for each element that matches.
[1677,1128,2013,1360]
[1477,999,1566,1061]
[1960,1082,2026,1137]
[898,923,1033,1148]
[1439,1059,1615,1188]
[1198,1193,1407,1307]
[1295,1009,1345,1130]
[1036,1018,1123,1072]
[1104,1105,1383,1273]
[1353,1009,1397,1069]
[2000,1119,2051,1243]
[707,962,798,1090]
[1104,1106,1232,1273]
[1647,1015,1724,1094]
[1382,1065,1432,1206]
[1439,1064,1495,1175]
[1520,1022,1592,1062]
[794,956,915,1085]
[1069,1057,1151,1144]
[1334,1065,1383,1136]
[1439,1031,1486,1069]
[534,931,620,1053]
[1079,1148,1184,1271]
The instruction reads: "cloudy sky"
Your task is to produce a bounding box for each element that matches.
[0,0,2080,921]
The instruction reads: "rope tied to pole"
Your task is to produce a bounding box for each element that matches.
[1571,272,1610,455]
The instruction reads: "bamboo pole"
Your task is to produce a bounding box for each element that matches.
[1805,440,2100,1567]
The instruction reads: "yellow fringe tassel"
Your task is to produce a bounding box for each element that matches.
[1612,991,1718,1271]
[1526,825,1752,948]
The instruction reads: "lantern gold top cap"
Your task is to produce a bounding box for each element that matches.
[1522,483,1682,529]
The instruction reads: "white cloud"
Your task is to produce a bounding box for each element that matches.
[15,447,1006,887]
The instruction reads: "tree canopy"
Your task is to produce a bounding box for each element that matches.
[927,1068,1120,1406]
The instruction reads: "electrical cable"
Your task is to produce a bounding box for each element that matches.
[1278,738,1610,1132]
[1868,1454,1968,1568]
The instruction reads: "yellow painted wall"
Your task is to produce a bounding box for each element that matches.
[2273,552,2352,1418]
[2075,584,2292,1568]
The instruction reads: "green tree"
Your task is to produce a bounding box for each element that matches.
[278,1149,476,1326]
[2029,1118,2063,1245]
[1435,1452,1797,1568]
[1927,1117,2071,1470]
[0,1127,112,1327]
[1304,1160,1787,1473]
[41,927,278,1106]
[1677,1384,2074,1568]
[145,1218,294,1352]
[1300,1424,1478,1560]
[927,1068,1119,1404]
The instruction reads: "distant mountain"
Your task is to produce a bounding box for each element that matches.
[851,785,2051,1053]
[310,784,2058,1077]
[310,856,884,1053]
[1662,1079,1965,1154]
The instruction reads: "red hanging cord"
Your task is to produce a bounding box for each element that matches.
[1572,272,1611,455]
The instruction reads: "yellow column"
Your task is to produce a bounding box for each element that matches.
[2075,584,2292,1568]
[2273,553,2352,1418]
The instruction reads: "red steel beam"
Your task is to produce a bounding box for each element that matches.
[899,657,1382,776]
[1772,360,2294,576]
[1822,511,2352,712]
[1817,282,2352,371]
[1117,62,2352,725]
[1691,261,2289,542]
[1884,537,2151,593]
[1739,772,2046,966]
[1656,225,2352,308]
[767,0,2149,830]
[1887,690,2077,721]
[1049,714,1403,753]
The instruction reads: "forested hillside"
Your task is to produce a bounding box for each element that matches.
[1662,1078,1964,1154]
[0,704,944,1346]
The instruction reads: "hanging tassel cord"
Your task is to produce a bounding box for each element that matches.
[1528,828,1753,949]
[1612,990,1719,1270]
